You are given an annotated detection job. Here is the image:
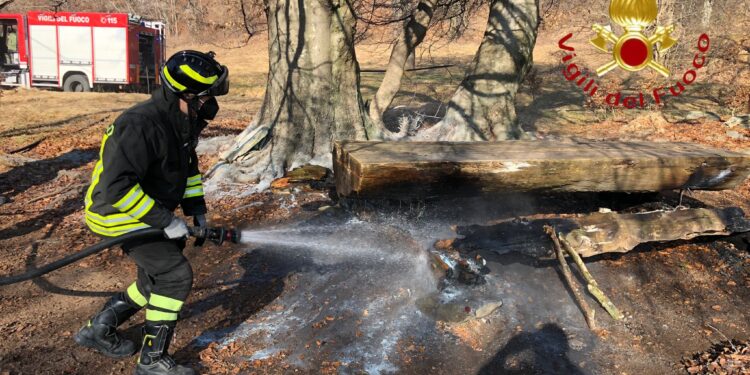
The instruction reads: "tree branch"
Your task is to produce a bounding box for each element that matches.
[0,0,16,10]
[545,225,597,330]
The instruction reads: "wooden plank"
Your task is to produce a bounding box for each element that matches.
[333,140,750,198]
[449,207,750,259]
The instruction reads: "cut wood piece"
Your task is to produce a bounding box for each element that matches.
[333,140,750,198]
[451,207,750,258]
[286,165,329,182]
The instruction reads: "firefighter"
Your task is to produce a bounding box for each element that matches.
[74,50,229,375]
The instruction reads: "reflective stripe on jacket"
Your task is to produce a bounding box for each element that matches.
[84,88,207,237]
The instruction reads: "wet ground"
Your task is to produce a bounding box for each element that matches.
[1,123,749,374]
[175,193,750,374]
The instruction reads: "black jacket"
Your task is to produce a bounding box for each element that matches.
[84,88,207,237]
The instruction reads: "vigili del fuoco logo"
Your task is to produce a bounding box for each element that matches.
[557,0,710,108]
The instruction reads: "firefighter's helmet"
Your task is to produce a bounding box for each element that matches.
[160,50,229,97]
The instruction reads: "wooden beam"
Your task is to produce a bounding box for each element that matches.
[333,140,750,198]
[450,207,750,259]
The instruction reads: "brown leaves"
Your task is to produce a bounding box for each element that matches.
[271,177,290,189]
[683,340,750,375]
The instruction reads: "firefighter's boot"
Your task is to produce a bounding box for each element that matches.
[74,292,140,358]
[135,322,195,375]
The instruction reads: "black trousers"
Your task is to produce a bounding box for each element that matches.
[120,236,193,324]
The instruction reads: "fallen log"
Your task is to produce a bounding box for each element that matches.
[333,140,750,198]
[451,207,750,259]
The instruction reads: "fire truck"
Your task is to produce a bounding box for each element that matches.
[0,11,165,92]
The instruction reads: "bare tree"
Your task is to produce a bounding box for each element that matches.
[368,0,437,135]
[212,0,540,185]
[415,0,539,141]
[212,0,372,187]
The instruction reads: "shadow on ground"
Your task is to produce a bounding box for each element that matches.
[479,323,585,375]
[0,148,96,199]
[174,249,296,365]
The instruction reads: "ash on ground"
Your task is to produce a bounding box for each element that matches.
[193,192,750,374]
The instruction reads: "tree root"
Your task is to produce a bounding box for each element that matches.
[209,145,277,191]
[545,225,597,330]
[208,132,334,193]
[27,183,88,204]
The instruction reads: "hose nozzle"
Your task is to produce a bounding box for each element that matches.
[189,226,240,246]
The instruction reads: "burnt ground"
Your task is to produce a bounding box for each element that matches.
[1,152,749,375]
[1,35,750,374]
[0,96,749,374]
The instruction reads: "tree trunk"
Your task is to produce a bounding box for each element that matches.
[0,0,16,11]
[368,0,437,135]
[416,0,539,141]
[212,0,372,187]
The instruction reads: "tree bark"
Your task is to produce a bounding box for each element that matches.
[416,0,539,141]
[368,0,437,135]
[452,207,750,259]
[0,0,16,11]
[212,0,372,187]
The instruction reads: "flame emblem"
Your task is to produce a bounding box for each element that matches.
[590,0,677,77]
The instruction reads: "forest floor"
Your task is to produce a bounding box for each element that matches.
[1,23,750,375]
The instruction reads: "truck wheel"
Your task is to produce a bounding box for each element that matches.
[63,74,91,92]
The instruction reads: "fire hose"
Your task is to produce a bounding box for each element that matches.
[0,226,240,286]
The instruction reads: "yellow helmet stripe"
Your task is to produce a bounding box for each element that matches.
[179,64,218,85]
[163,66,187,91]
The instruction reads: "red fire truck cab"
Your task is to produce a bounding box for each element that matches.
[0,11,165,91]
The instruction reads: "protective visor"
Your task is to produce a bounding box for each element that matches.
[198,66,230,97]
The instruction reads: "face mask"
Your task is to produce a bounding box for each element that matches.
[190,96,220,121]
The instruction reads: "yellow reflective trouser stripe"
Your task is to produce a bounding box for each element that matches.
[146,309,178,322]
[149,293,184,312]
[163,65,187,91]
[179,64,217,84]
[113,184,144,212]
[127,282,148,307]
[187,174,202,185]
[183,186,204,198]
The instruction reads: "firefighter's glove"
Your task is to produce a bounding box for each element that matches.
[164,216,189,240]
[192,214,208,248]
[193,214,207,229]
